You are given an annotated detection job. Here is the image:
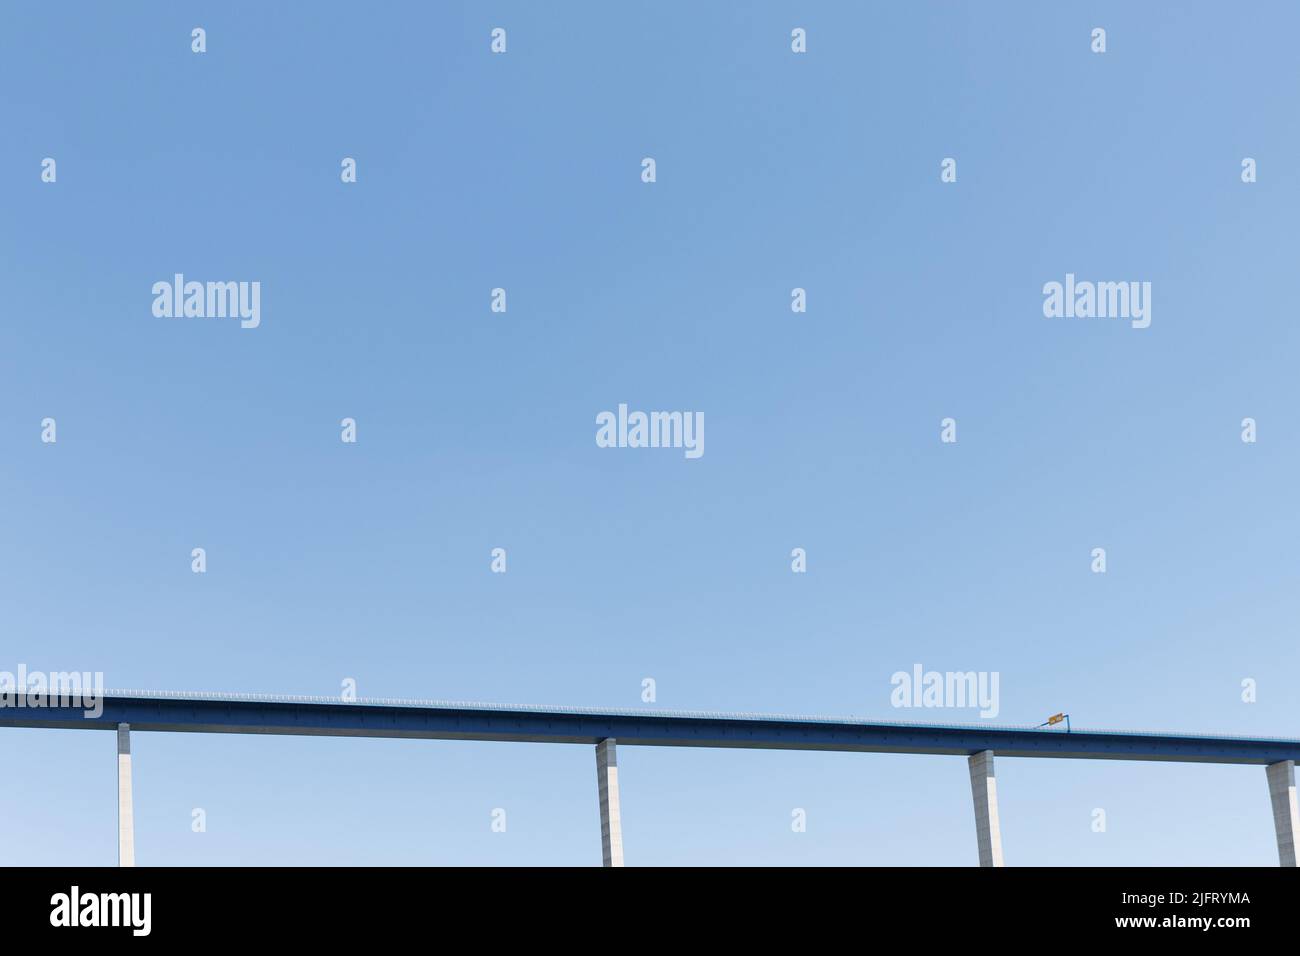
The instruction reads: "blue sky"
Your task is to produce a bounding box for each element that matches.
[1,1,1297,865]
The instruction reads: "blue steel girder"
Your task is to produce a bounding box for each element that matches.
[0,695,1297,765]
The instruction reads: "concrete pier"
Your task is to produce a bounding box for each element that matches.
[117,723,135,867]
[596,738,624,867]
[968,750,1004,867]
[1266,759,1298,867]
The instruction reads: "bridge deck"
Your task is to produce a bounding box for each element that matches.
[1,692,1296,764]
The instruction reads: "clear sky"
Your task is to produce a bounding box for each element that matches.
[2,1,1297,866]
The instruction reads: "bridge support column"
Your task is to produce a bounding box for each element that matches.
[968,750,1004,867]
[117,723,135,867]
[1266,760,1298,867]
[595,738,624,867]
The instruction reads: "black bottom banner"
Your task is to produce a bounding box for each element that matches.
[0,865,1287,941]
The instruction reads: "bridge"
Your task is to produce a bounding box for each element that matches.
[2,690,1297,867]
